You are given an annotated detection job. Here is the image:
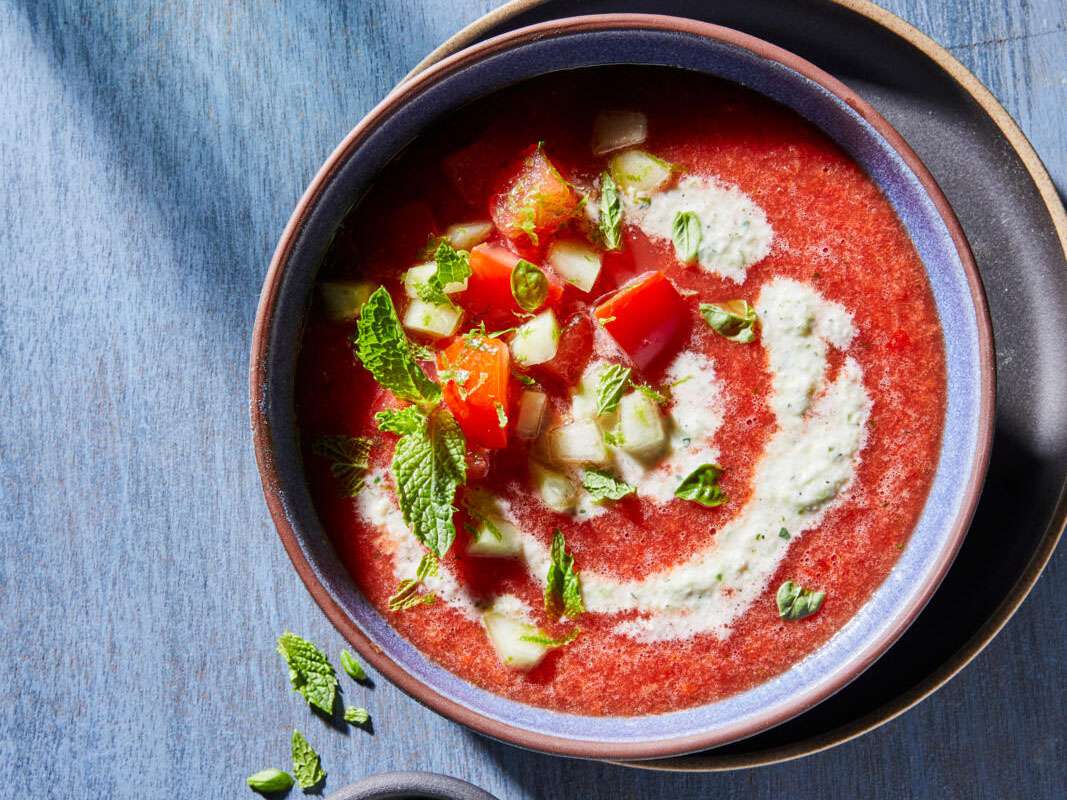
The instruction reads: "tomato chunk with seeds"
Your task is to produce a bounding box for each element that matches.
[593,271,687,369]
[437,333,511,449]
[491,145,580,246]
[463,244,563,325]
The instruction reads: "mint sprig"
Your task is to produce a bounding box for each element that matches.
[544,530,584,618]
[355,287,441,406]
[581,469,636,501]
[276,632,338,715]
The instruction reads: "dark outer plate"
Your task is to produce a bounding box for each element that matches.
[407,0,1067,771]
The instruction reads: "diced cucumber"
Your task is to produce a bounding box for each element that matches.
[547,241,602,293]
[445,220,493,251]
[549,419,609,465]
[592,111,648,156]
[402,299,463,339]
[403,261,467,298]
[510,310,560,366]
[319,280,376,322]
[618,391,667,459]
[609,149,674,199]
[467,516,523,558]
[531,462,577,513]
[516,390,547,440]
[482,611,549,671]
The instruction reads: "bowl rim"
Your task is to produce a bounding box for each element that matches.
[250,13,995,760]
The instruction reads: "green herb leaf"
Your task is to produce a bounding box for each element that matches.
[390,408,466,556]
[544,530,584,618]
[375,405,426,436]
[519,628,581,648]
[779,527,791,540]
[290,730,325,790]
[514,371,539,388]
[339,649,367,682]
[674,464,728,508]
[510,259,549,312]
[312,435,373,496]
[247,768,294,794]
[355,287,441,406]
[344,706,371,726]
[388,552,439,611]
[671,211,702,265]
[595,364,632,415]
[603,428,625,447]
[581,469,636,501]
[495,402,508,429]
[632,382,668,404]
[418,241,473,305]
[776,580,826,620]
[700,300,758,343]
[276,632,338,715]
[598,172,623,250]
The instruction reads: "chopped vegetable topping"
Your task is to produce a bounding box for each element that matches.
[776,580,826,620]
[700,300,758,343]
[674,464,728,507]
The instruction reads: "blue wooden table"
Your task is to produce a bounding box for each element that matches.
[2,2,1064,797]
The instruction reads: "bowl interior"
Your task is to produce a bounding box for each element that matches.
[257,21,989,756]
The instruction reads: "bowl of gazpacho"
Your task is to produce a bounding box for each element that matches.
[251,15,994,759]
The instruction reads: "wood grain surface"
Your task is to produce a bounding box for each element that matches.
[1,2,1064,798]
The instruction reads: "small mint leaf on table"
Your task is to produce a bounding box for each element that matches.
[276,632,338,715]
[339,649,367,682]
[344,706,371,727]
[290,729,325,790]
[247,768,293,794]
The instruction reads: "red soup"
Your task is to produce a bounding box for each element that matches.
[296,68,946,716]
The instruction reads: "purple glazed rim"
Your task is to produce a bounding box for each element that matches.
[250,15,994,760]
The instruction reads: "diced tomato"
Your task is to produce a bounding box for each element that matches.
[462,244,563,325]
[534,312,594,387]
[490,145,580,247]
[593,271,688,369]
[436,333,511,449]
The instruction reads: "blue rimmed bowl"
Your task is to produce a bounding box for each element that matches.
[250,14,994,760]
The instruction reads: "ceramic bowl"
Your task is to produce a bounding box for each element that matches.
[250,14,994,760]
[325,772,499,800]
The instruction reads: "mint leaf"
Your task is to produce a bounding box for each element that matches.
[355,287,441,405]
[674,464,728,507]
[700,300,758,343]
[632,382,668,404]
[598,172,623,250]
[510,259,549,312]
[776,580,826,620]
[544,530,584,618]
[671,210,702,264]
[247,768,293,794]
[495,402,508,429]
[339,649,367,682]
[388,552,438,611]
[343,706,371,726]
[595,364,632,415]
[375,405,426,435]
[779,527,791,540]
[418,241,472,305]
[520,628,580,648]
[276,632,338,715]
[290,730,325,790]
[581,469,636,501]
[312,435,372,496]
[390,408,466,556]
